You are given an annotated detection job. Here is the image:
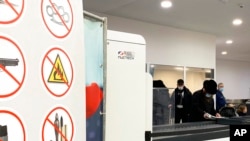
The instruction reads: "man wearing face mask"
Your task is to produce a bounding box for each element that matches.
[169,79,192,123]
[190,79,221,122]
[216,82,227,112]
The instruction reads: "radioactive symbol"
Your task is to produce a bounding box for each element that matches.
[48,54,68,83]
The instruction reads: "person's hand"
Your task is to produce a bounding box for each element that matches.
[168,104,172,108]
[203,113,212,119]
[215,113,221,118]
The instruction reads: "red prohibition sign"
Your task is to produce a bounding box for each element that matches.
[0,110,26,141]
[42,106,74,141]
[41,0,74,38]
[0,36,26,98]
[0,0,25,24]
[41,47,73,97]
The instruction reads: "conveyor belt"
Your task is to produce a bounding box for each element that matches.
[152,116,250,141]
[216,116,250,125]
[153,129,229,141]
[152,121,229,141]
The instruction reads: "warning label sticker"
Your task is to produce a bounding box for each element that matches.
[47,54,68,83]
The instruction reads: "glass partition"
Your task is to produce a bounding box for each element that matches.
[150,64,214,128]
[186,67,214,93]
[152,87,171,125]
[152,64,184,93]
[151,65,184,125]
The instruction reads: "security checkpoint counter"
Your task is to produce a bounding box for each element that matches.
[152,116,250,141]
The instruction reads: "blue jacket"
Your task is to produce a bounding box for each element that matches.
[216,90,226,112]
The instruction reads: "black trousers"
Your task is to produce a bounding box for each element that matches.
[175,108,189,123]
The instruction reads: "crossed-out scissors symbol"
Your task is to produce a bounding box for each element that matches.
[46,3,69,25]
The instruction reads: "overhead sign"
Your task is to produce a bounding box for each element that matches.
[0,0,25,24]
[0,109,26,141]
[41,0,73,38]
[0,35,26,98]
[41,47,73,97]
[42,106,74,141]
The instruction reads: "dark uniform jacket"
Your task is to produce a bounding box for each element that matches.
[171,86,192,115]
[190,89,216,122]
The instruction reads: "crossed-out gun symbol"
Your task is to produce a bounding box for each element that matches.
[0,58,19,68]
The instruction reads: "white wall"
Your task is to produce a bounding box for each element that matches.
[92,12,250,100]
[93,12,216,69]
[216,59,250,99]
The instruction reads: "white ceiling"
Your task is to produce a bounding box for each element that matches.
[83,0,250,62]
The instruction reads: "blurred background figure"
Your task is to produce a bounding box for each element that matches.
[236,103,248,116]
[219,106,238,118]
[153,80,171,125]
[216,82,226,112]
[169,79,192,124]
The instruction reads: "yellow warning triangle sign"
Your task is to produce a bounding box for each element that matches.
[48,54,68,83]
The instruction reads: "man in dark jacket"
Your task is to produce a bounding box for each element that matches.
[190,79,221,122]
[170,79,192,123]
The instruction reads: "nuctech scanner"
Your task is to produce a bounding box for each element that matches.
[0,58,19,67]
